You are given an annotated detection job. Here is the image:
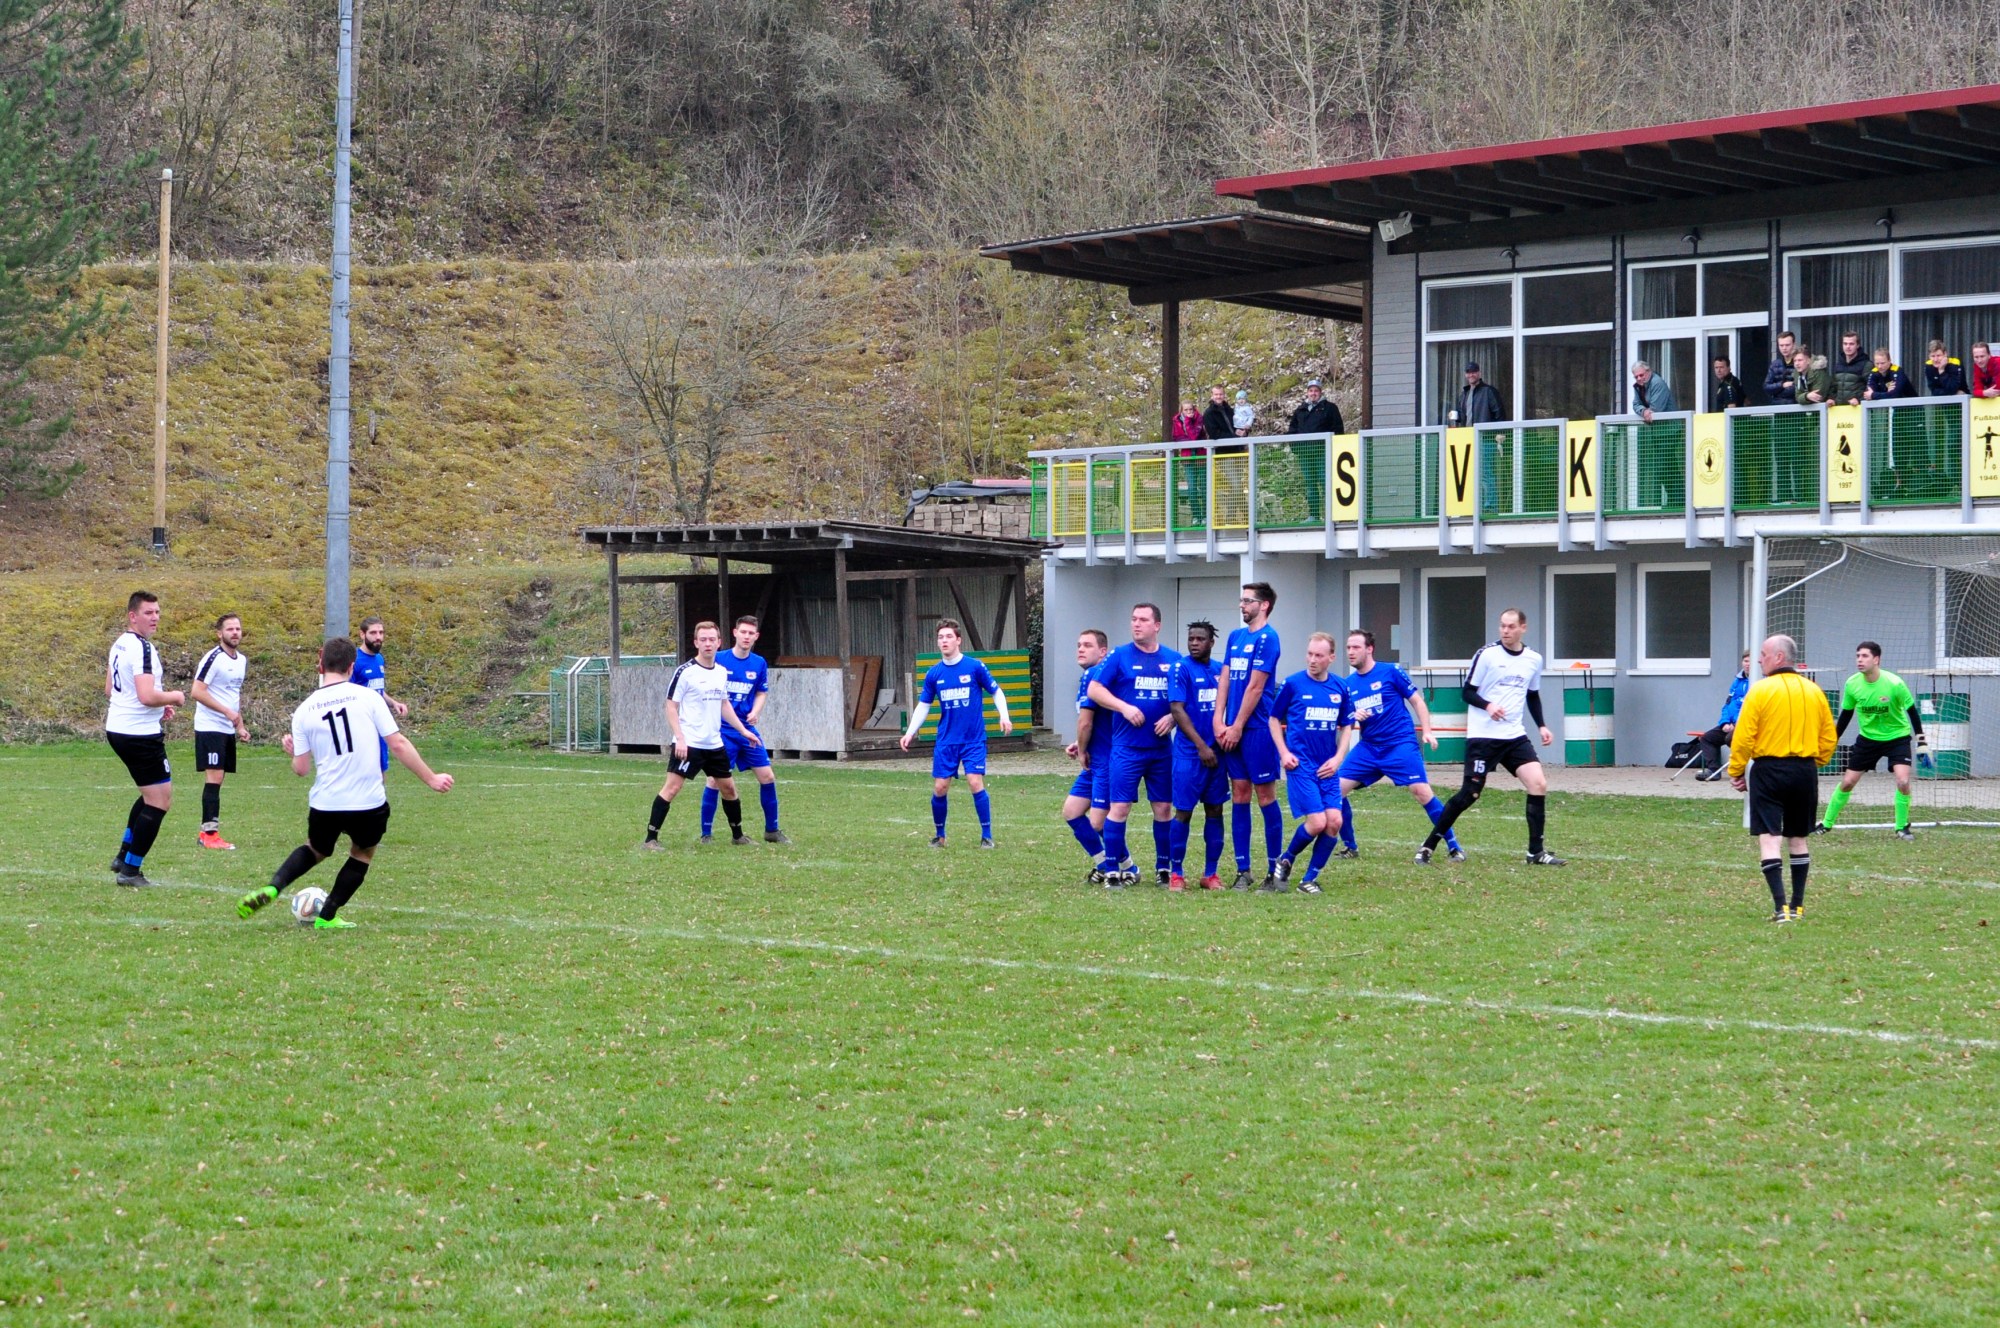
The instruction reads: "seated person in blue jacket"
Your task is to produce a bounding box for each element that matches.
[1694,652,1752,781]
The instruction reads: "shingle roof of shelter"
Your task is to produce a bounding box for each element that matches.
[978,212,1370,319]
[580,520,1046,570]
[1217,83,2000,252]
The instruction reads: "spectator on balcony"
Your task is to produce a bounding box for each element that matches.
[1452,361,1505,426]
[1923,341,1967,396]
[1200,385,1236,449]
[1630,360,1676,423]
[1711,356,1747,411]
[1971,342,2000,398]
[1285,379,1342,522]
[1864,348,1916,400]
[1170,399,1207,525]
[1762,330,1799,406]
[1232,390,1255,437]
[1793,349,1831,406]
[1830,332,1870,406]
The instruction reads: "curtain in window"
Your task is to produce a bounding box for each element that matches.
[1902,245,2000,300]
[1428,338,1511,425]
[1900,305,2000,370]
[1789,251,1888,308]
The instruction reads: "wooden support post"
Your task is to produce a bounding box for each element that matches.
[901,572,920,702]
[992,574,1015,650]
[1160,299,1181,441]
[1013,562,1029,653]
[945,577,984,651]
[672,577,686,660]
[834,546,852,697]
[717,556,731,630]
[607,550,621,664]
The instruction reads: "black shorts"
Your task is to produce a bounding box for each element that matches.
[1748,757,1819,838]
[107,732,171,788]
[194,732,238,775]
[307,803,391,856]
[670,745,732,780]
[1464,736,1540,781]
[1847,735,1913,772]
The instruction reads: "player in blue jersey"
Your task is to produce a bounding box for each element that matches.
[1213,581,1285,889]
[1166,621,1228,890]
[700,616,790,844]
[1337,628,1462,859]
[901,619,1012,847]
[1268,633,1354,894]
[353,617,408,773]
[1060,628,1113,883]
[1087,603,1182,887]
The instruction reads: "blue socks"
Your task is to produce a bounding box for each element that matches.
[1151,818,1171,870]
[1339,797,1357,851]
[931,794,949,838]
[1101,817,1129,871]
[1068,814,1104,861]
[1423,796,1462,852]
[1261,801,1283,867]
[1283,823,1313,864]
[972,790,993,840]
[760,782,780,833]
[1168,817,1190,874]
[700,785,718,834]
[1203,813,1225,877]
[1232,802,1252,870]
[1300,831,1338,884]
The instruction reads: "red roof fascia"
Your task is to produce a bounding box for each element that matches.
[1215,83,2000,198]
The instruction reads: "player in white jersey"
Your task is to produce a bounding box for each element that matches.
[105,591,188,888]
[189,613,252,850]
[1417,607,1566,866]
[236,637,453,929]
[643,621,758,848]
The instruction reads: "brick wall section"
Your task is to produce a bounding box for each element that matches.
[906,498,1031,540]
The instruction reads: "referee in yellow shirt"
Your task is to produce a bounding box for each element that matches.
[1728,635,1838,922]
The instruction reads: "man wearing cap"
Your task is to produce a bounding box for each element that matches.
[1287,379,1344,521]
[1453,362,1505,426]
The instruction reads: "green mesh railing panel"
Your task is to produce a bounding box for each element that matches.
[1602,419,1688,516]
[1729,412,1822,510]
[1089,459,1126,536]
[1049,461,1088,537]
[1478,426,1561,520]
[1365,432,1439,525]
[1254,438,1327,530]
[1128,455,1169,535]
[1869,402,1962,507]
[1029,461,1048,539]
[1171,452,1210,532]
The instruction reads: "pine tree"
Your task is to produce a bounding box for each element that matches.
[0,0,144,497]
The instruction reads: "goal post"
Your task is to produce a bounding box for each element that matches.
[1753,530,2000,829]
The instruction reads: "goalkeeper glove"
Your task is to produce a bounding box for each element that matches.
[1916,735,1935,770]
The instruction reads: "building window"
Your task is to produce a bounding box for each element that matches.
[1784,239,2000,378]
[1350,571,1403,664]
[1546,565,1616,670]
[1421,569,1487,666]
[1423,268,1615,426]
[1629,255,1773,408]
[1637,563,1712,671]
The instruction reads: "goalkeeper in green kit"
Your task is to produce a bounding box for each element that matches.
[1816,641,1932,840]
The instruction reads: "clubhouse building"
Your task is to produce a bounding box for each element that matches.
[986,85,2000,767]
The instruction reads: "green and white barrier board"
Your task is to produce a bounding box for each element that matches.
[1562,680,1614,766]
[1425,686,1467,763]
[1919,692,1971,779]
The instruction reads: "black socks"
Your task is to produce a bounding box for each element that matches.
[1789,852,1809,910]
[647,795,671,840]
[721,798,743,834]
[1761,857,1786,910]
[129,803,166,860]
[272,845,320,891]
[321,857,370,920]
[1525,795,1547,855]
[201,782,220,827]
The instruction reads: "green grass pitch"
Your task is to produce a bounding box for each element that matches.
[4,743,1998,1325]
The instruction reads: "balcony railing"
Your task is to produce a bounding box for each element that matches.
[1026,398,1996,551]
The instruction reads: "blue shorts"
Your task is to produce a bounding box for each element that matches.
[722,726,772,772]
[1338,744,1430,789]
[1221,723,1282,786]
[1108,744,1173,806]
[932,738,988,780]
[1286,768,1343,820]
[1067,758,1111,810]
[1172,749,1230,811]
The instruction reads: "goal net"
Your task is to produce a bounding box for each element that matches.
[1757,532,2000,828]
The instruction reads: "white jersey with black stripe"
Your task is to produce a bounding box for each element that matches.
[667,658,732,749]
[106,632,166,736]
[290,681,400,811]
[193,646,247,734]
[1464,640,1544,741]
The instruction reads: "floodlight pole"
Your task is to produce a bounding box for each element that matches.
[152,168,172,555]
[325,0,355,639]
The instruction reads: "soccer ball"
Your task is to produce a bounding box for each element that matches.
[292,886,328,925]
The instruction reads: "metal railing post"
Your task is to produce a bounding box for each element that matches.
[1122,448,1135,564]
[1083,449,1099,566]
[1593,415,1610,552]
[1205,442,1219,563]
[1963,399,1976,523]
[1355,431,1372,557]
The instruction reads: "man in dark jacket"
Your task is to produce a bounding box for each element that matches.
[1286,379,1342,520]
[1829,332,1869,405]
[1694,653,1753,780]
[1453,362,1505,425]
[1711,356,1747,411]
[1762,331,1798,406]
[1200,384,1236,449]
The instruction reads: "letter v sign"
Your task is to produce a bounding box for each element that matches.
[1444,428,1475,517]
